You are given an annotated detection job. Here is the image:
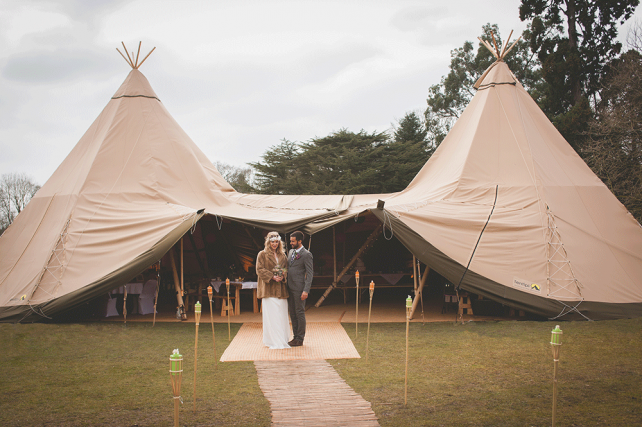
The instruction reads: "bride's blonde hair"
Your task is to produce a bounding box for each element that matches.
[264,231,285,256]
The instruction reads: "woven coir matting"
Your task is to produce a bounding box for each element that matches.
[220,322,360,362]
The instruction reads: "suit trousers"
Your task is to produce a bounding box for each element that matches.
[288,290,306,341]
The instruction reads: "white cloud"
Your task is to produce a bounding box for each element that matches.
[2,0,637,184]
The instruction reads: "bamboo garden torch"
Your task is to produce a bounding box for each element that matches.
[169,349,183,427]
[193,301,201,412]
[365,280,375,362]
[226,278,231,341]
[405,295,412,406]
[207,285,216,364]
[355,270,360,338]
[550,325,563,427]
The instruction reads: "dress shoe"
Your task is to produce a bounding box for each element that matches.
[288,339,297,346]
[289,339,303,347]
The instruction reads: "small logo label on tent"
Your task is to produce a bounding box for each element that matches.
[20,295,26,300]
[513,277,542,294]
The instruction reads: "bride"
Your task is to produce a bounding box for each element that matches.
[256,231,290,349]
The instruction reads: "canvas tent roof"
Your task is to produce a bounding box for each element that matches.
[369,59,642,320]
[1,51,641,322]
[0,69,354,322]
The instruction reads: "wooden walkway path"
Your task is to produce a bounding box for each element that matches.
[255,360,379,426]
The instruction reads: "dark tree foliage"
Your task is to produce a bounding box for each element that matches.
[249,139,303,195]
[250,124,433,195]
[379,112,433,192]
[297,129,389,194]
[425,24,543,139]
[519,0,639,147]
[582,49,642,222]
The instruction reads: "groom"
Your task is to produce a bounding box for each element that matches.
[287,230,313,347]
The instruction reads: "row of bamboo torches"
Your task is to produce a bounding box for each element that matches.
[169,270,565,427]
[169,277,236,427]
[359,269,564,424]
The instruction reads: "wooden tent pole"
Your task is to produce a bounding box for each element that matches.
[134,41,142,68]
[136,47,156,69]
[332,226,337,288]
[243,226,263,251]
[180,238,184,297]
[500,30,514,57]
[116,48,133,67]
[409,265,430,319]
[121,42,135,67]
[490,31,500,56]
[418,259,425,324]
[169,248,185,313]
[314,226,382,308]
[412,255,418,294]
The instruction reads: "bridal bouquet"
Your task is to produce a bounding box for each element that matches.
[273,265,287,278]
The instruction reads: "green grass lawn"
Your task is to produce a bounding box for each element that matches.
[334,318,642,426]
[2,322,269,426]
[2,318,641,426]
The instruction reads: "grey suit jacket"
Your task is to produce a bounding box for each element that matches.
[287,247,313,293]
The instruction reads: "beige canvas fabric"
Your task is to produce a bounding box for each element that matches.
[372,61,642,319]
[0,70,352,321]
[1,61,640,321]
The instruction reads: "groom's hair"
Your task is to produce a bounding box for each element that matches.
[291,230,304,243]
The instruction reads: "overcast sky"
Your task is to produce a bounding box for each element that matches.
[1,0,640,185]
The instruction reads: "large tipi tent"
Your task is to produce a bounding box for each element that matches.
[0,49,352,322]
[1,41,641,322]
[365,41,642,320]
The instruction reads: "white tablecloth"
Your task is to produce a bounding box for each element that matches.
[210,280,258,293]
[111,282,144,294]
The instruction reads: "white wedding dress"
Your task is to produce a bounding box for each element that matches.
[262,297,291,349]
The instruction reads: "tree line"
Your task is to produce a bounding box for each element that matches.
[224,1,641,223]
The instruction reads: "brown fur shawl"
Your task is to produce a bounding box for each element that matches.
[256,250,289,299]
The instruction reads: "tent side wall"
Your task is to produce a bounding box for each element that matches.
[371,209,642,320]
[0,212,204,323]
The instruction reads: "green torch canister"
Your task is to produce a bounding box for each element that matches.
[169,349,183,427]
